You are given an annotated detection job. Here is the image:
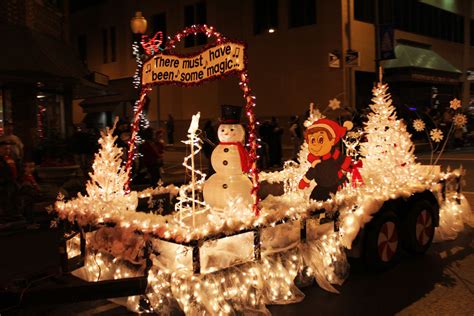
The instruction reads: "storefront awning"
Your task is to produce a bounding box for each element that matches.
[382,40,462,83]
[80,78,137,113]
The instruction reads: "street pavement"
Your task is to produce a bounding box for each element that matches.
[9,147,474,316]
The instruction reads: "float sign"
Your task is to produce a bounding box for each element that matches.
[142,42,246,86]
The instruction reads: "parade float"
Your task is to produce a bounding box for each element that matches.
[52,25,473,315]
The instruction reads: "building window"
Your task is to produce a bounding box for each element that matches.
[288,0,316,28]
[102,28,108,63]
[102,26,118,63]
[110,27,116,62]
[354,0,464,44]
[77,34,87,64]
[151,12,167,47]
[254,0,278,34]
[184,2,207,48]
[471,19,474,46]
[354,0,375,24]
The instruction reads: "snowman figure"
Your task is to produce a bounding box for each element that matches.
[203,105,253,209]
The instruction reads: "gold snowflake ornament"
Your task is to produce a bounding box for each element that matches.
[449,98,461,110]
[413,119,426,132]
[328,98,341,110]
[453,113,467,128]
[430,128,444,143]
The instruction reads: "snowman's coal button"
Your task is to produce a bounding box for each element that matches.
[222,184,228,189]
[224,148,229,153]
[223,160,228,166]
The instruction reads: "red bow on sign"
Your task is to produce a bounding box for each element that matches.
[141,32,163,55]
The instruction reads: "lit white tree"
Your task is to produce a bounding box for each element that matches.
[83,119,137,213]
[360,83,423,189]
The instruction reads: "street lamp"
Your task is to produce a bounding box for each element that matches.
[130,11,148,91]
[130,10,148,79]
[130,11,147,37]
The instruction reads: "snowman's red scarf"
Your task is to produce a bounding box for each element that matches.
[220,142,251,173]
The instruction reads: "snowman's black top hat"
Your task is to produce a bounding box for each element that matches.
[221,105,243,124]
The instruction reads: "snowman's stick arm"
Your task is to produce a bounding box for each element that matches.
[202,134,216,148]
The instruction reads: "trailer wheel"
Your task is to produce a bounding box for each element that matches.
[402,200,435,254]
[364,211,400,269]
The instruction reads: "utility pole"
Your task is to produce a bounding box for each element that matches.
[374,0,381,83]
[462,0,471,109]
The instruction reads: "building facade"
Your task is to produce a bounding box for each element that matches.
[70,0,473,141]
[0,0,100,160]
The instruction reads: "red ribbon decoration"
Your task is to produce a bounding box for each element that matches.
[351,160,364,187]
[220,142,251,173]
[124,87,151,192]
[141,32,163,56]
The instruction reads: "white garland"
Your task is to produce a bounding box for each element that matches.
[53,84,473,315]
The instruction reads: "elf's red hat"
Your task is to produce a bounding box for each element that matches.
[306,118,353,144]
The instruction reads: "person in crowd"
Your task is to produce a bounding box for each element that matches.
[269,117,283,167]
[289,115,303,161]
[0,139,19,217]
[70,124,96,174]
[19,161,42,221]
[440,108,453,149]
[165,114,175,145]
[20,161,40,193]
[258,120,271,169]
[3,121,24,164]
[453,123,465,149]
[202,120,217,175]
[114,118,131,161]
[140,127,164,185]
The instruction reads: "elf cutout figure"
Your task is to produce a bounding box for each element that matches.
[298,119,355,201]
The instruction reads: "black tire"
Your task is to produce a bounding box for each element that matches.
[402,200,435,254]
[364,210,400,269]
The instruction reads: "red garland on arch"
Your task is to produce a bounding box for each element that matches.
[164,24,223,51]
[239,71,260,215]
[125,24,260,215]
[124,86,151,192]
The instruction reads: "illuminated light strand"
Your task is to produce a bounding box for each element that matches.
[125,87,152,192]
[239,72,260,216]
[55,161,468,312]
[175,112,209,227]
[132,40,151,132]
[74,233,348,314]
[165,24,223,51]
[131,41,145,161]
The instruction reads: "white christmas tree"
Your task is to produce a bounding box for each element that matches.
[87,124,127,198]
[81,119,137,213]
[359,83,423,189]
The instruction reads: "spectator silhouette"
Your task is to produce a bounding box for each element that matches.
[202,120,217,175]
[0,139,19,217]
[268,117,283,167]
[141,127,164,185]
[289,115,303,161]
[258,120,271,169]
[166,114,175,145]
[3,121,24,165]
